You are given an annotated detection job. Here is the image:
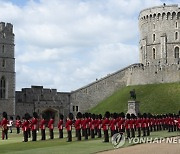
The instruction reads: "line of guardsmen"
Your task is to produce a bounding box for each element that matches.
[1,111,180,142]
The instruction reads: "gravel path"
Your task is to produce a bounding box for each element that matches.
[98,137,180,154]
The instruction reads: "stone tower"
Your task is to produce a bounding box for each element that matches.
[0,22,15,116]
[139,4,180,66]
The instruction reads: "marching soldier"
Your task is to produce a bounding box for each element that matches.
[130,114,136,138]
[65,113,73,142]
[16,115,21,134]
[58,114,64,139]
[125,113,131,138]
[74,112,82,141]
[90,114,96,139]
[8,116,13,133]
[110,113,118,137]
[82,113,89,140]
[102,111,110,142]
[1,112,8,140]
[97,114,102,138]
[48,115,54,139]
[22,113,30,142]
[31,112,38,141]
[40,113,46,140]
[136,114,142,137]
[142,113,147,136]
[118,112,125,134]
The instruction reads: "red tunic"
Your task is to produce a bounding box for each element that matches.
[22,120,29,132]
[48,119,54,130]
[40,119,46,130]
[1,118,8,130]
[90,119,96,130]
[58,120,63,130]
[96,119,102,129]
[74,119,81,130]
[82,118,88,129]
[110,119,117,131]
[16,120,21,128]
[102,118,110,131]
[65,120,72,131]
[31,118,38,131]
[125,119,131,129]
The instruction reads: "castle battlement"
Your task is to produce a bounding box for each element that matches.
[0,22,13,33]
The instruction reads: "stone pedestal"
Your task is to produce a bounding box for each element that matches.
[127,100,140,116]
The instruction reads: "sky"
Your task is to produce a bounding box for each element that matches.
[0,0,179,92]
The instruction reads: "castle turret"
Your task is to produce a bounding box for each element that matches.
[0,22,15,116]
[139,4,180,66]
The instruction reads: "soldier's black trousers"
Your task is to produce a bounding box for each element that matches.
[95,128,97,135]
[137,128,141,137]
[87,128,90,136]
[83,129,88,140]
[131,128,135,138]
[104,130,109,142]
[67,131,72,142]
[17,127,20,134]
[2,129,8,140]
[91,129,95,139]
[49,129,54,139]
[76,129,81,140]
[59,129,63,138]
[142,127,146,136]
[41,129,46,140]
[24,131,28,142]
[126,129,130,138]
[97,129,101,138]
[147,127,150,136]
[32,130,37,141]
[28,129,31,138]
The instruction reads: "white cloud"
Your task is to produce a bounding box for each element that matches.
[1,0,179,91]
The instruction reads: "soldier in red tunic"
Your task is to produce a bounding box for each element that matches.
[90,114,96,139]
[110,113,118,137]
[74,112,82,141]
[130,114,136,138]
[125,113,131,138]
[1,112,8,140]
[31,112,38,141]
[16,115,21,134]
[65,113,73,142]
[97,114,102,138]
[40,113,46,140]
[82,113,89,140]
[48,115,54,139]
[58,114,64,139]
[22,113,30,142]
[136,114,142,137]
[102,111,110,142]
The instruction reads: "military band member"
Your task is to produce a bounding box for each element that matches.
[58,114,64,139]
[97,114,102,138]
[110,113,118,137]
[74,112,82,141]
[102,111,110,142]
[1,112,8,140]
[40,113,46,140]
[90,114,96,139]
[136,114,142,137]
[130,114,136,138]
[82,113,89,140]
[48,115,54,139]
[66,113,73,142]
[16,115,21,134]
[31,112,38,141]
[8,116,13,133]
[22,113,30,142]
[125,113,131,138]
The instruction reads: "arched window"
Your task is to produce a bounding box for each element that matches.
[175,47,179,58]
[2,45,5,53]
[175,32,178,40]
[152,48,156,59]
[153,34,156,42]
[176,22,178,28]
[0,76,6,99]
[2,59,6,67]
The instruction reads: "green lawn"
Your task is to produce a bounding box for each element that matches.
[0,128,179,154]
[90,82,180,114]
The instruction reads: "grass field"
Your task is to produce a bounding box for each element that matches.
[0,128,179,154]
[90,82,180,114]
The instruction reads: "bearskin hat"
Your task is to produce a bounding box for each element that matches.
[24,113,30,120]
[2,112,7,119]
[16,115,20,120]
[33,112,38,118]
[76,112,82,119]
[105,111,110,118]
[68,112,74,120]
[60,114,64,120]
[98,114,102,119]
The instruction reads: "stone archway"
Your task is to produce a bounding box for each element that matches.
[41,108,59,125]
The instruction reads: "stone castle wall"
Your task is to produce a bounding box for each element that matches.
[0,22,15,117]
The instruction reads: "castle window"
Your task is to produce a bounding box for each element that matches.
[76,106,79,112]
[2,59,6,67]
[176,22,178,28]
[175,32,178,40]
[153,23,155,29]
[153,34,156,42]
[2,45,5,53]
[152,48,156,59]
[73,106,75,111]
[174,47,179,58]
[0,76,6,99]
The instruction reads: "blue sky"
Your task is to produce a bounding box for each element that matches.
[0,0,179,92]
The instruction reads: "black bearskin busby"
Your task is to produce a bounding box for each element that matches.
[2,112,7,119]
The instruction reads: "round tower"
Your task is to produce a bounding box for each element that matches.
[139,4,180,66]
[0,22,15,116]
